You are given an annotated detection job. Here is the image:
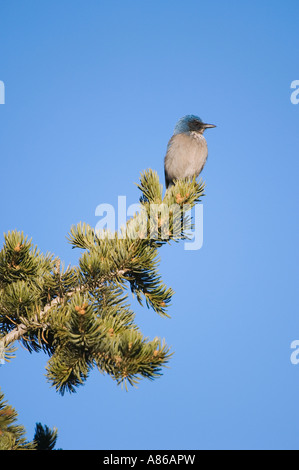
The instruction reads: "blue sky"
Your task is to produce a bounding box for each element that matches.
[0,0,299,450]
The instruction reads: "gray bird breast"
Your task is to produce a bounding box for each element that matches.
[164,132,208,186]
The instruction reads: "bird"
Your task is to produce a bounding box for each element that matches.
[164,114,216,188]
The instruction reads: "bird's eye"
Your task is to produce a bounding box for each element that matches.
[189,119,202,130]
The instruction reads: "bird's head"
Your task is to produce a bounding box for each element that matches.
[173,114,216,135]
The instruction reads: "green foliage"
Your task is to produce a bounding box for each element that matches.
[33,422,58,450]
[0,389,59,450]
[0,388,35,450]
[0,170,205,394]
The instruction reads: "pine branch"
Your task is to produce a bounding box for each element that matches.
[0,169,205,392]
[0,388,36,450]
[33,422,58,450]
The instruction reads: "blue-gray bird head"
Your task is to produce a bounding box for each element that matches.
[173,114,216,135]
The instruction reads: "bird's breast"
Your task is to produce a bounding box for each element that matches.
[164,132,208,181]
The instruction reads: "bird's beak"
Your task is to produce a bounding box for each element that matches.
[202,123,216,129]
